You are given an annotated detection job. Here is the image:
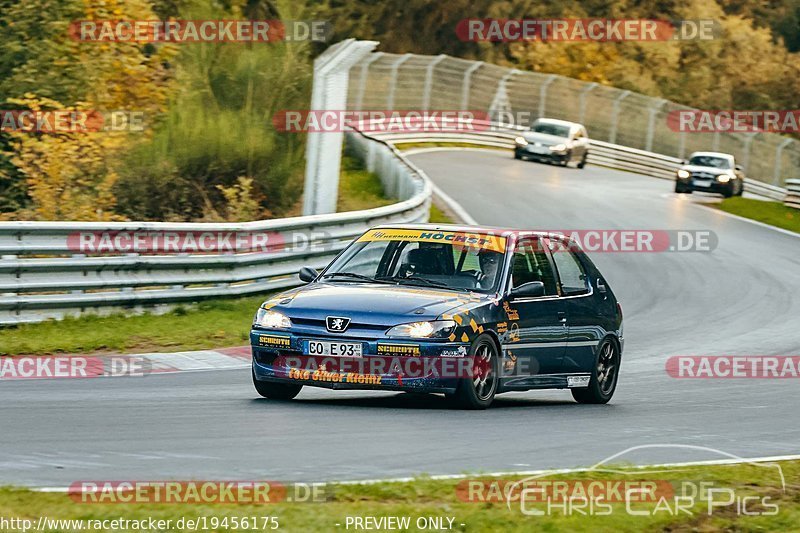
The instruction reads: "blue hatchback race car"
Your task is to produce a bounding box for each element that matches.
[251,224,623,409]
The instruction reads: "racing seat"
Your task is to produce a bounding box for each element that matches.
[403,246,454,276]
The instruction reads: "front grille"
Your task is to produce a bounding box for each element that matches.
[691,172,715,179]
[290,317,387,331]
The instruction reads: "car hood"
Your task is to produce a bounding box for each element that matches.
[681,165,731,176]
[265,282,490,326]
[521,131,568,146]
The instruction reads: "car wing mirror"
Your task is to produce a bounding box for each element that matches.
[510,281,545,299]
[734,165,743,172]
[299,266,319,283]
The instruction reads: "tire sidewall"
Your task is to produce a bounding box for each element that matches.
[590,339,619,401]
[455,334,499,409]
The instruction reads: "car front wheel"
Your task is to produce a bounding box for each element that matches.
[452,334,499,409]
[675,182,691,194]
[572,339,620,404]
[253,369,302,400]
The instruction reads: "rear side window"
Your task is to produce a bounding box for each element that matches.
[552,248,589,295]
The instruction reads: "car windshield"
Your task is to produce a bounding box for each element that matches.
[688,155,731,169]
[531,122,570,137]
[322,229,508,293]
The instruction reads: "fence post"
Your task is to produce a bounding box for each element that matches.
[460,61,483,110]
[302,39,378,216]
[490,69,519,124]
[538,75,556,118]
[354,52,383,110]
[741,132,757,174]
[774,138,794,185]
[608,90,630,144]
[422,55,447,111]
[578,82,597,125]
[645,99,666,152]
[386,53,412,110]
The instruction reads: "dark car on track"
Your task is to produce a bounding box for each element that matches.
[513,118,590,168]
[251,225,623,409]
[674,151,745,197]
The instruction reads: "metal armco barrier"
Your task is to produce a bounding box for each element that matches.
[785,179,800,209]
[0,130,431,325]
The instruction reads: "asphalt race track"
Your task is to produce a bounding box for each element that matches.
[2,149,799,487]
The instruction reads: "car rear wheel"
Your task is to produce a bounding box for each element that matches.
[452,334,498,409]
[572,339,619,404]
[252,369,302,400]
[577,153,587,169]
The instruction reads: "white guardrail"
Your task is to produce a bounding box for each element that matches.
[785,179,800,209]
[0,130,431,325]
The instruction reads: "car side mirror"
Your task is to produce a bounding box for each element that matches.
[681,159,688,165]
[735,165,743,172]
[510,281,545,299]
[298,266,318,283]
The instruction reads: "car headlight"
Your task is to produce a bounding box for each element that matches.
[386,320,456,338]
[716,173,731,183]
[549,143,567,152]
[677,169,690,179]
[514,136,528,146]
[254,308,292,329]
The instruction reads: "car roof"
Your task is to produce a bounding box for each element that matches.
[372,223,574,244]
[689,151,734,160]
[533,117,583,129]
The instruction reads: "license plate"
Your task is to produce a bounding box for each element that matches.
[693,179,712,187]
[528,145,548,154]
[305,340,362,357]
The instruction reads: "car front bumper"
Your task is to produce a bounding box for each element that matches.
[677,177,734,194]
[250,329,471,394]
[515,146,568,163]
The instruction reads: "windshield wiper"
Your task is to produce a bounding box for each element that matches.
[379,275,469,292]
[321,272,391,284]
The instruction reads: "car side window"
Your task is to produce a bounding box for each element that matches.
[551,247,589,295]
[510,240,558,296]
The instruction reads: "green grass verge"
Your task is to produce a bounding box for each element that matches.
[428,203,453,224]
[395,141,508,152]
[0,296,266,356]
[708,197,800,234]
[0,460,796,531]
[337,156,394,212]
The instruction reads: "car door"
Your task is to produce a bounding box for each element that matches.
[501,238,567,377]
[549,243,601,373]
